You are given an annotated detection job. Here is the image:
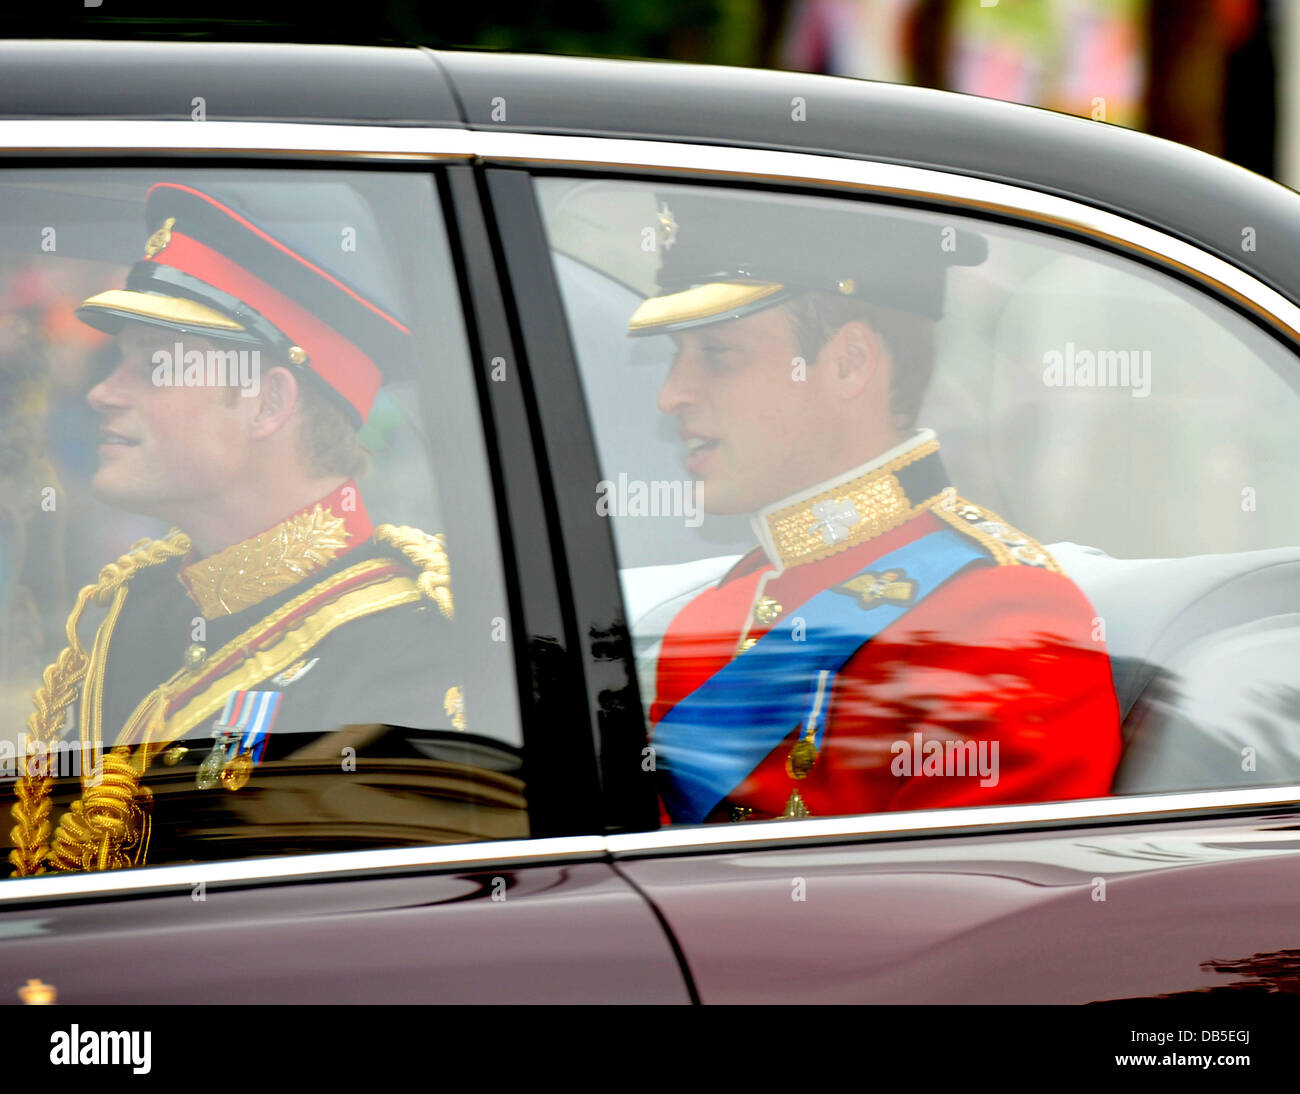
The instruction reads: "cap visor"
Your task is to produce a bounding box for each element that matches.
[627,281,787,335]
[76,289,246,337]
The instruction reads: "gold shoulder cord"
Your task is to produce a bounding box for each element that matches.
[372,525,454,620]
[9,532,191,877]
[11,525,455,877]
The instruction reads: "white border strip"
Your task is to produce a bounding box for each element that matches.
[0,835,608,904]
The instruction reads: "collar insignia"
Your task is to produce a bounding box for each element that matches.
[808,498,861,545]
[758,435,944,569]
[179,505,350,619]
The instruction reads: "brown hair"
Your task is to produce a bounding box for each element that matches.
[783,292,936,433]
[219,349,370,479]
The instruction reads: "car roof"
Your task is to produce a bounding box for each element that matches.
[3,39,1300,310]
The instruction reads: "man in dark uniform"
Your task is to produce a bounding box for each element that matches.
[9,181,524,877]
[633,194,1122,824]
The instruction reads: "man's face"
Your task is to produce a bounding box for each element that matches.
[85,325,255,519]
[657,304,861,514]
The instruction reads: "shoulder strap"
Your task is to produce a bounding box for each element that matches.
[930,494,1061,571]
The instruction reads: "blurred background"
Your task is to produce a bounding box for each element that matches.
[0,0,1294,184]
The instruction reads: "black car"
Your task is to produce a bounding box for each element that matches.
[0,40,1297,1007]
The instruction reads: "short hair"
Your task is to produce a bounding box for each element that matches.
[294,373,371,480]
[220,351,370,479]
[783,292,937,433]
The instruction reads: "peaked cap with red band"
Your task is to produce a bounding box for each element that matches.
[76,181,412,424]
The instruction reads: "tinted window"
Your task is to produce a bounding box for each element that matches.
[535,175,1300,826]
[0,167,525,877]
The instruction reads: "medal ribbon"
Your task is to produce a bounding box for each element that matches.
[653,528,989,824]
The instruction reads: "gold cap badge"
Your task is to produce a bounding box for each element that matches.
[144,216,176,259]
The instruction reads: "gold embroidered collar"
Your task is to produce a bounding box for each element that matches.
[750,429,949,570]
[179,502,358,619]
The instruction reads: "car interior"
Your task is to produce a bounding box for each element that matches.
[541,176,1300,807]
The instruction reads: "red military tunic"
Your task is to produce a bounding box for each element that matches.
[649,466,1122,824]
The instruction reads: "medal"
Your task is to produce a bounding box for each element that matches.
[219,751,254,792]
[196,730,235,790]
[786,734,818,779]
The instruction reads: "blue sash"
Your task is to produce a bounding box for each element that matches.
[653,528,989,823]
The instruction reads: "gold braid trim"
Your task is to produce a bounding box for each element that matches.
[929,495,1061,573]
[8,531,190,877]
[372,525,453,620]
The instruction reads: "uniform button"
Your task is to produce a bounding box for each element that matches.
[753,597,783,624]
[183,643,207,668]
[162,746,189,766]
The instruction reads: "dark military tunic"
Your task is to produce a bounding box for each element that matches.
[36,485,527,872]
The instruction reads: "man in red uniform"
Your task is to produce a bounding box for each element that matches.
[631,194,1121,824]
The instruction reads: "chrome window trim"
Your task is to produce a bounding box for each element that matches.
[0,120,1297,343]
[1,785,1297,904]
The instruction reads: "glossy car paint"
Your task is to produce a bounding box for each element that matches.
[616,810,1300,1003]
[1,861,690,1003]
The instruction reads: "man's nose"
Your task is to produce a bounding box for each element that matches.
[86,361,131,414]
[656,351,698,416]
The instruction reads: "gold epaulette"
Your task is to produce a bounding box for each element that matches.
[372,524,453,620]
[929,494,1061,572]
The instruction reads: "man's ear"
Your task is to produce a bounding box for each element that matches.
[827,320,887,398]
[247,365,300,441]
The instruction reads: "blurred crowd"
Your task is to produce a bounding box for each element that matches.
[774,0,1282,179]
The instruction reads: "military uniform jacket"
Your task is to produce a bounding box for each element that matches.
[648,434,1122,824]
[12,481,526,876]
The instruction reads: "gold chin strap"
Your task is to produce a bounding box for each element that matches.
[8,532,191,878]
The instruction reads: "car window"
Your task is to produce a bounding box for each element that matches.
[0,167,526,878]
[534,174,1300,827]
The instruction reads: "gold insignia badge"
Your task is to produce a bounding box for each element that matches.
[144,216,176,259]
[444,685,466,731]
[782,789,811,818]
[833,568,917,610]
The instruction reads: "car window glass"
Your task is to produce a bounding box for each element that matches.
[0,167,526,878]
[535,175,1300,826]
